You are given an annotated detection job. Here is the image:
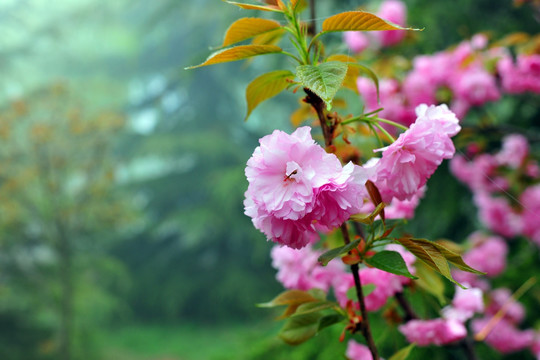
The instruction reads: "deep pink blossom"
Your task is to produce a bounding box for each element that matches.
[374,0,407,47]
[474,192,522,238]
[521,185,540,246]
[486,288,526,324]
[244,127,368,249]
[373,104,460,201]
[271,245,344,291]
[334,268,403,312]
[472,317,534,353]
[346,340,375,360]
[463,232,508,278]
[451,67,500,106]
[496,134,529,169]
[450,154,508,193]
[344,31,370,54]
[399,318,467,346]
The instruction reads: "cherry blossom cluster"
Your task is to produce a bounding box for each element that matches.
[270,243,416,313]
[450,134,540,245]
[244,105,460,249]
[344,0,407,53]
[347,8,540,127]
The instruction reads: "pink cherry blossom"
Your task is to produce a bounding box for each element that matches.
[344,31,370,54]
[486,288,526,324]
[496,134,529,169]
[474,192,522,238]
[399,318,467,346]
[461,232,508,278]
[374,0,407,47]
[334,262,412,312]
[244,127,368,249]
[472,317,534,353]
[271,245,344,291]
[521,184,540,246]
[346,340,375,360]
[373,104,461,201]
[450,67,500,106]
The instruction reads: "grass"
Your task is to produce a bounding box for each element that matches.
[96,320,346,360]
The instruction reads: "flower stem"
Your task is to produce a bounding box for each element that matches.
[341,224,380,360]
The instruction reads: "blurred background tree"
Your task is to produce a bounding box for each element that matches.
[0,0,538,359]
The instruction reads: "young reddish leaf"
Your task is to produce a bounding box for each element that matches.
[350,202,385,225]
[279,313,322,345]
[296,61,348,110]
[433,241,485,275]
[258,289,318,307]
[365,180,385,221]
[293,301,336,316]
[224,0,282,12]
[318,239,362,266]
[395,237,481,288]
[389,343,416,360]
[185,45,282,69]
[245,70,295,120]
[365,250,418,279]
[322,11,422,32]
[252,28,286,45]
[222,18,282,47]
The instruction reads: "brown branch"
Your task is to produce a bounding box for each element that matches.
[341,223,379,360]
[305,82,379,358]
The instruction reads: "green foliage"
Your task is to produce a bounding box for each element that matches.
[318,238,361,266]
[245,70,295,120]
[296,62,348,110]
[365,251,418,280]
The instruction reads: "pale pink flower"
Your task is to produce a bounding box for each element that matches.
[373,104,460,201]
[463,232,508,278]
[517,54,540,93]
[271,245,344,291]
[403,71,437,107]
[399,318,467,346]
[450,154,508,193]
[521,185,540,246]
[244,127,368,249]
[472,317,534,353]
[374,0,407,47]
[474,192,522,238]
[496,134,529,169]
[486,288,525,324]
[356,78,415,128]
[334,267,404,312]
[451,68,500,106]
[346,340,375,360]
[344,31,370,54]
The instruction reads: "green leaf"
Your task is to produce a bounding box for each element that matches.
[223,0,282,12]
[318,238,361,266]
[318,314,345,332]
[296,61,348,110]
[185,45,282,69]
[365,251,418,280]
[307,288,327,301]
[279,313,322,345]
[415,261,446,305]
[293,301,336,316]
[346,284,376,301]
[395,237,462,287]
[325,55,379,98]
[350,202,385,225]
[389,343,416,360]
[436,243,485,275]
[245,70,294,120]
[222,18,282,47]
[257,289,317,308]
[322,11,422,32]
